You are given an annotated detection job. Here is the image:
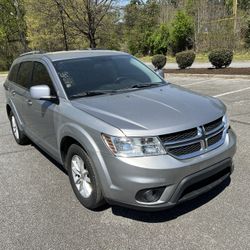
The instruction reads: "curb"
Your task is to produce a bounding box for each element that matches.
[164,73,250,79]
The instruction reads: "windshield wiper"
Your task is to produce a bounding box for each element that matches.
[69,90,111,99]
[130,82,165,89]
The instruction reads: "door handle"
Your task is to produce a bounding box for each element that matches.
[26,99,32,105]
[11,91,16,96]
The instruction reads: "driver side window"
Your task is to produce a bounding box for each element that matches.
[32,62,56,95]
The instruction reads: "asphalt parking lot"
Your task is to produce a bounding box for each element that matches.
[0,74,249,250]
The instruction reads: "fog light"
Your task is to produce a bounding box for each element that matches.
[135,187,165,203]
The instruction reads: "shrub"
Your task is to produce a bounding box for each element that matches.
[208,49,233,68]
[151,54,167,69]
[176,50,196,69]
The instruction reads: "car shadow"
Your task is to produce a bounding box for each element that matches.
[111,177,231,223]
[31,142,68,175]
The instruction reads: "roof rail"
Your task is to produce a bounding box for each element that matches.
[19,50,46,57]
[87,48,108,50]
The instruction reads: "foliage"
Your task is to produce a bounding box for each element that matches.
[169,10,194,54]
[176,50,196,69]
[149,24,169,55]
[151,54,167,69]
[0,0,250,71]
[53,0,115,49]
[225,0,250,14]
[0,0,28,70]
[124,0,159,56]
[208,49,234,68]
[245,19,250,48]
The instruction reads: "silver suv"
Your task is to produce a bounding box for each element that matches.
[4,50,236,211]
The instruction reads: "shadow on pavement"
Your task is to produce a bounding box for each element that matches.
[31,142,68,175]
[111,178,231,223]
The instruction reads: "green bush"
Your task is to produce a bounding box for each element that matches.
[149,24,169,55]
[208,49,233,68]
[151,54,167,69]
[169,11,194,54]
[176,50,196,69]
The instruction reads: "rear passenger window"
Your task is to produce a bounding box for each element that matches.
[16,62,33,88]
[32,62,56,95]
[8,64,20,82]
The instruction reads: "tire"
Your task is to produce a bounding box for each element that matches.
[9,111,29,145]
[66,144,104,210]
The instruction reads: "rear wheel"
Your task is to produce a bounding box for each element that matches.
[9,111,29,145]
[66,144,104,210]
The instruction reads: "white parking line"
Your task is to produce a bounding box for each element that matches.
[214,86,250,97]
[181,79,214,87]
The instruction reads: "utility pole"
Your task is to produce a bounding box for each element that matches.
[233,0,238,34]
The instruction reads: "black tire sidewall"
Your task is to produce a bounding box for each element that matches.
[66,144,103,210]
[9,111,28,145]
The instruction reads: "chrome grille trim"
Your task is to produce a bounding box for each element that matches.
[159,116,226,159]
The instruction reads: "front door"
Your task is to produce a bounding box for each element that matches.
[23,61,59,157]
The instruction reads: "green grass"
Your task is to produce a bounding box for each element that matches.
[138,52,250,63]
[0,71,8,76]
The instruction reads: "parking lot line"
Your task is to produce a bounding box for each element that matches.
[180,79,214,87]
[213,86,250,97]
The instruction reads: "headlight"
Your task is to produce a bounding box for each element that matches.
[102,134,166,157]
[223,113,229,130]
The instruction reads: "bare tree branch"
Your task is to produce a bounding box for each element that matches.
[52,0,114,48]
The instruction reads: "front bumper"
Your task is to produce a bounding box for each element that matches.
[100,129,236,210]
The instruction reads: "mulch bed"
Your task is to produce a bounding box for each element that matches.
[164,67,250,75]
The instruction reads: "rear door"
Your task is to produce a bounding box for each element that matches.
[23,61,59,157]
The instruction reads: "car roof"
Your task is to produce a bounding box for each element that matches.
[16,50,129,63]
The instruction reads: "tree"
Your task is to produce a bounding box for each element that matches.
[124,0,159,55]
[25,0,77,51]
[245,19,250,48]
[98,7,123,50]
[0,0,28,69]
[169,10,194,54]
[53,0,115,48]
[149,24,170,55]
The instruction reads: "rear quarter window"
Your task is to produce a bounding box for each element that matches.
[16,61,33,88]
[8,64,20,82]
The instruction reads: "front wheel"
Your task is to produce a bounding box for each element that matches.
[66,144,104,210]
[9,111,29,145]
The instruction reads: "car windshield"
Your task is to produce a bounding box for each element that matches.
[53,55,165,99]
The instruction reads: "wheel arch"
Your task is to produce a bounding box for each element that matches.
[60,136,86,165]
[58,123,113,190]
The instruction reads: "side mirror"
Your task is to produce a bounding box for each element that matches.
[30,85,58,103]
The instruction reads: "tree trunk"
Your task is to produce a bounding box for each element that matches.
[57,3,69,51]
[89,32,97,48]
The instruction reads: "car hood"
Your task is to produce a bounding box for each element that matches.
[71,84,226,136]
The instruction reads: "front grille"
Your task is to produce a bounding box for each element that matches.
[207,132,223,146]
[168,143,201,157]
[159,128,197,143]
[159,116,225,159]
[204,117,223,133]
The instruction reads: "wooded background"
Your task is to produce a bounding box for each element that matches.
[0,0,250,70]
